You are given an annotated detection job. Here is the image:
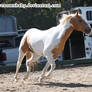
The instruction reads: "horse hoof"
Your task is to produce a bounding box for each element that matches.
[14,78,18,82]
[38,76,48,83]
[23,76,29,81]
[23,77,27,80]
[38,78,42,83]
[14,76,18,82]
[38,77,43,83]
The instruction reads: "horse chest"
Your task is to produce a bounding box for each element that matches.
[51,29,72,59]
[51,37,66,59]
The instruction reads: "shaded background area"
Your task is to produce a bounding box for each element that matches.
[0,0,92,30]
[0,0,92,65]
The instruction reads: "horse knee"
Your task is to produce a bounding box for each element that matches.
[51,62,56,69]
[26,61,31,67]
[53,63,56,69]
[17,61,21,67]
[26,59,34,69]
[43,51,56,69]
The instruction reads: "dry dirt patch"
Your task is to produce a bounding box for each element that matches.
[0,65,92,92]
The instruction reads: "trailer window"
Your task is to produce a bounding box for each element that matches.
[86,11,92,20]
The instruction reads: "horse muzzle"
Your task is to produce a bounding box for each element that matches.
[84,27,91,34]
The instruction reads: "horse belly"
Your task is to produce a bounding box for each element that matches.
[31,40,44,55]
[29,35,44,55]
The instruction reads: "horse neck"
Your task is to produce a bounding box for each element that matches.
[57,22,74,39]
[56,22,74,45]
[51,24,74,60]
[62,26,74,41]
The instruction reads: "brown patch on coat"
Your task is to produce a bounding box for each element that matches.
[26,51,35,71]
[52,26,74,59]
[21,36,34,54]
[26,51,32,60]
[20,35,35,71]
[70,14,89,33]
[52,12,90,59]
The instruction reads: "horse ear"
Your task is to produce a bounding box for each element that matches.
[75,10,79,16]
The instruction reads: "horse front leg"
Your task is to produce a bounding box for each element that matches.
[39,62,50,82]
[44,62,55,77]
[39,51,56,82]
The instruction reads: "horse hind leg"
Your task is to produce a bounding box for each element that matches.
[23,52,39,80]
[14,49,25,82]
[23,51,33,80]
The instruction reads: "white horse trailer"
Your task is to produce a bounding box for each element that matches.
[57,6,92,60]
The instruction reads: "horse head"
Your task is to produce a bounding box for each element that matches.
[70,11,91,34]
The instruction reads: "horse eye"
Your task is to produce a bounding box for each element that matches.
[79,20,82,23]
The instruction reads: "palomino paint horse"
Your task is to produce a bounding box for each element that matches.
[15,11,91,82]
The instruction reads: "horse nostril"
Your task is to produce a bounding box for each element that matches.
[85,27,91,34]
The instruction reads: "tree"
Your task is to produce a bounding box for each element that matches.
[0,0,91,29]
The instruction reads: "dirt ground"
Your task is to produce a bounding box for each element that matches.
[0,65,92,92]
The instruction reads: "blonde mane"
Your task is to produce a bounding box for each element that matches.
[59,13,81,25]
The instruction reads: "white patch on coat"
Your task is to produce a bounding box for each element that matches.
[26,17,72,56]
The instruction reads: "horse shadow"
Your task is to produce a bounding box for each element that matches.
[34,81,92,88]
